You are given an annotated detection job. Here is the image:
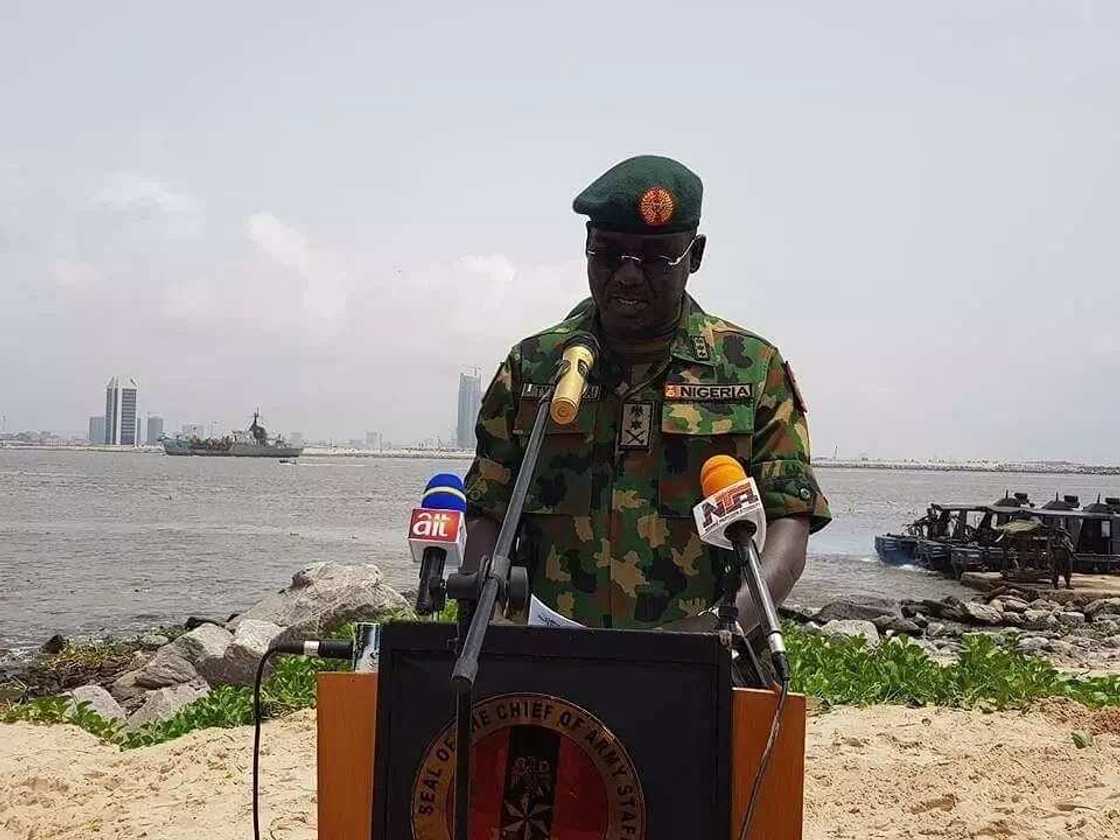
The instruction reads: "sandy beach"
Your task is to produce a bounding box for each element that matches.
[3,702,1119,840]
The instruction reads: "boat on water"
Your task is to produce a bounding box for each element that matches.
[944,492,1034,578]
[878,490,1120,582]
[162,411,303,459]
[873,533,920,566]
[915,503,995,574]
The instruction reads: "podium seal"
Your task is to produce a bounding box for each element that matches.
[411,692,647,840]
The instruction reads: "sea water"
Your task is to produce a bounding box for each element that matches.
[2,449,1118,650]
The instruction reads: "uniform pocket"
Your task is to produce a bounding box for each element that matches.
[513,397,596,515]
[658,402,753,518]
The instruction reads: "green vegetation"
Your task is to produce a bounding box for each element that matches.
[9,613,1116,749]
[786,626,1120,710]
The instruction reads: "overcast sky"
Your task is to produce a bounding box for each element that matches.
[1,1,1117,460]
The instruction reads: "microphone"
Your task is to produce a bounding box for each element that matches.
[407,473,468,615]
[693,455,767,551]
[549,332,600,425]
[693,455,788,684]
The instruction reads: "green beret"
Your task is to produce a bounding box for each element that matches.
[573,155,702,235]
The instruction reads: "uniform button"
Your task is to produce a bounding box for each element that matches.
[799,487,811,500]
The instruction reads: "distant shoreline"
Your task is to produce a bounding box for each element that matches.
[4,444,1120,475]
[812,459,1120,476]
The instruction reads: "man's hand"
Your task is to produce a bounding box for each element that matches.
[735,515,809,632]
[658,516,809,633]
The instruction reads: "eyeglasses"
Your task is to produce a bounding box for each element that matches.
[585,236,698,277]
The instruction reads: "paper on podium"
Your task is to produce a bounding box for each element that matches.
[528,595,585,629]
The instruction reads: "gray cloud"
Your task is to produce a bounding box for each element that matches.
[1,2,1118,460]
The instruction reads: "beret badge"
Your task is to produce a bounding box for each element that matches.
[638,186,675,227]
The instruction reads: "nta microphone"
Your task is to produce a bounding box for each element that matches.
[550,332,600,425]
[694,455,767,551]
[408,473,467,615]
[693,455,788,684]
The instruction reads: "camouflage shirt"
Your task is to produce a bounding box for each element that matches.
[464,293,831,630]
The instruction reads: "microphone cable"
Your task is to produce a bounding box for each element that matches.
[252,639,353,840]
[737,663,790,840]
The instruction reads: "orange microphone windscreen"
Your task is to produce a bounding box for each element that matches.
[700,454,747,498]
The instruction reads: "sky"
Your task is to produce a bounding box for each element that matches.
[1,1,1118,460]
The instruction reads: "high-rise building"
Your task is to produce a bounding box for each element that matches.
[456,370,482,450]
[146,416,164,445]
[104,376,139,445]
[88,415,106,444]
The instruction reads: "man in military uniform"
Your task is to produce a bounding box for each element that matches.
[463,155,830,632]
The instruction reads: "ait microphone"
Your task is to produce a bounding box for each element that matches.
[407,473,468,615]
[550,332,600,425]
[693,455,788,683]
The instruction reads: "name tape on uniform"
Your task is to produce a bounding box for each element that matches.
[663,383,752,402]
[522,382,602,401]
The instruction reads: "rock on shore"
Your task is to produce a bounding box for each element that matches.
[795,590,1120,671]
[26,563,410,729]
[228,562,409,637]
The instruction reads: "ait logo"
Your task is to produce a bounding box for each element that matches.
[411,693,647,840]
[638,186,675,227]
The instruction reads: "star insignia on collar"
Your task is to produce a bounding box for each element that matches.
[691,335,711,361]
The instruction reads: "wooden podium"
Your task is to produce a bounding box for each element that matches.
[315,625,805,840]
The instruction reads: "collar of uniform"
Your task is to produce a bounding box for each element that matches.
[559,295,713,369]
[668,293,715,367]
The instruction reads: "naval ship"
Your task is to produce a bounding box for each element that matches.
[163,411,303,458]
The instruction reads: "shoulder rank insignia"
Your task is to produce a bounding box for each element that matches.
[783,361,808,414]
[618,401,653,451]
[690,335,711,361]
[664,383,751,401]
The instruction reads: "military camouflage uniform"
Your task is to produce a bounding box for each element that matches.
[464,293,831,630]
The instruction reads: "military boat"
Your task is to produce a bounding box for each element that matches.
[878,491,1120,583]
[162,411,303,458]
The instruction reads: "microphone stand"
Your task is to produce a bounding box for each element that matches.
[715,528,767,689]
[444,386,553,840]
[723,521,790,687]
